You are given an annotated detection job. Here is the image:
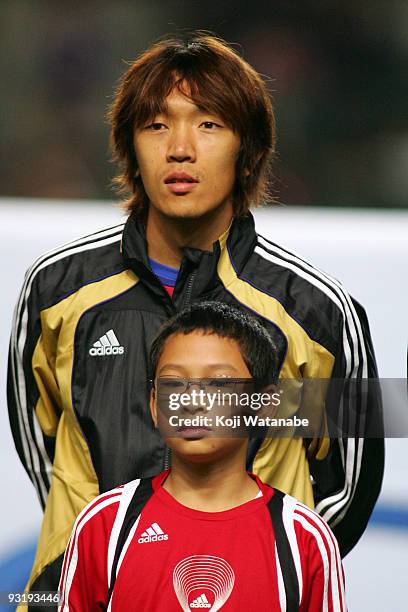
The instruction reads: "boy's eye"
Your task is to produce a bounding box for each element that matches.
[206,379,234,390]
[160,379,184,388]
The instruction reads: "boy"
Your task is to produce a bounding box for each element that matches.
[58,302,346,611]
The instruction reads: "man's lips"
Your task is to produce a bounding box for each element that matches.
[164,172,199,194]
[164,171,198,183]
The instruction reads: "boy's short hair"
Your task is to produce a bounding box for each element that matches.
[149,301,285,388]
[108,32,276,218]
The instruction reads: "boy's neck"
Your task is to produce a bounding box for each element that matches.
[162,453,260,512]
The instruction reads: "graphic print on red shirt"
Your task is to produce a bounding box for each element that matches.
[173,554,235,609]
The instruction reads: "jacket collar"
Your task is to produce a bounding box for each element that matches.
[121,211,258,301]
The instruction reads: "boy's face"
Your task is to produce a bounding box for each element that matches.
[133,84,241,222]
[150,331,251,464]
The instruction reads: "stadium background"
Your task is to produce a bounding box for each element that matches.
[1,2,407,610]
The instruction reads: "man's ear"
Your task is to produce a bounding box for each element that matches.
[243,152,263,177]
[150,388,158,427]
[256,383,280,419]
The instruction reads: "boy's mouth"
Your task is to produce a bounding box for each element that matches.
[177,426,212,439]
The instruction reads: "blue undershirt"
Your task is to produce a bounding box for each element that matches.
[149,257,179,288]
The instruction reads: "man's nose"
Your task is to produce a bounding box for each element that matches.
[166,126,196,163]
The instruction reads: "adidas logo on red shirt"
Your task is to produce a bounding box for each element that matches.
[138,522,168,543]
[189,593,211,608]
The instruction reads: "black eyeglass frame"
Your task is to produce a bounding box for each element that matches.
[150,377,255,394]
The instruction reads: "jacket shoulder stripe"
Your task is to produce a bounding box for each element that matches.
[256,237,367,524]
[18,226,124,327]
[16,224,124,342]
[9,353,51,505]
[256,237,365,376]
[257,235,367,380]
[9,226,124,505]
[25,222,124,285]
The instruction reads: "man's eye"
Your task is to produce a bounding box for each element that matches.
[147,123,166,131]
[200,121,221,129]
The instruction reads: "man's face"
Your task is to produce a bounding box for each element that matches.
[133,85,241,221]
[150,331,252,464]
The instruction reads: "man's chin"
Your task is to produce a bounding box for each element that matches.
[159,202,212,221]
[149,196,231,223]
[163,210,205,221]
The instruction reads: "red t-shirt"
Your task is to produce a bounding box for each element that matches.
[163,283,175,297]
[59,471,346,611]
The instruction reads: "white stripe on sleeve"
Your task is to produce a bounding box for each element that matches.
[294,504,346,612]
[58,489,122,610]
[10,225,124,504]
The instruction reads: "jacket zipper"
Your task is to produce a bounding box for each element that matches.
[163,448,171,470]
[181,270,196,309]
[163,268,197,471]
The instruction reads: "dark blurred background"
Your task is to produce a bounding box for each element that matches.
[1,0,407,207]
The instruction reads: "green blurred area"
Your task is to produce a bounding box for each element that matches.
[1,0,407,208]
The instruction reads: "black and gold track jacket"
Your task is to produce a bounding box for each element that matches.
[8,211,383,594]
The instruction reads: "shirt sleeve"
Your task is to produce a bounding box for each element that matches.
[294,503,347,612]
[7,261,60,508]
[58,492,121,611]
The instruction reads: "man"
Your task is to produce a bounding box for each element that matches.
[58,302,347,611]
[8,32,382,596]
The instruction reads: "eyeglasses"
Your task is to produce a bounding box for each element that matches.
[153,377,254,395]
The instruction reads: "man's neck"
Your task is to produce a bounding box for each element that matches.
[162,451,260,512]
[146,204,233,268]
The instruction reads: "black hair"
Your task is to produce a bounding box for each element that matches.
[149,301,285,388]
